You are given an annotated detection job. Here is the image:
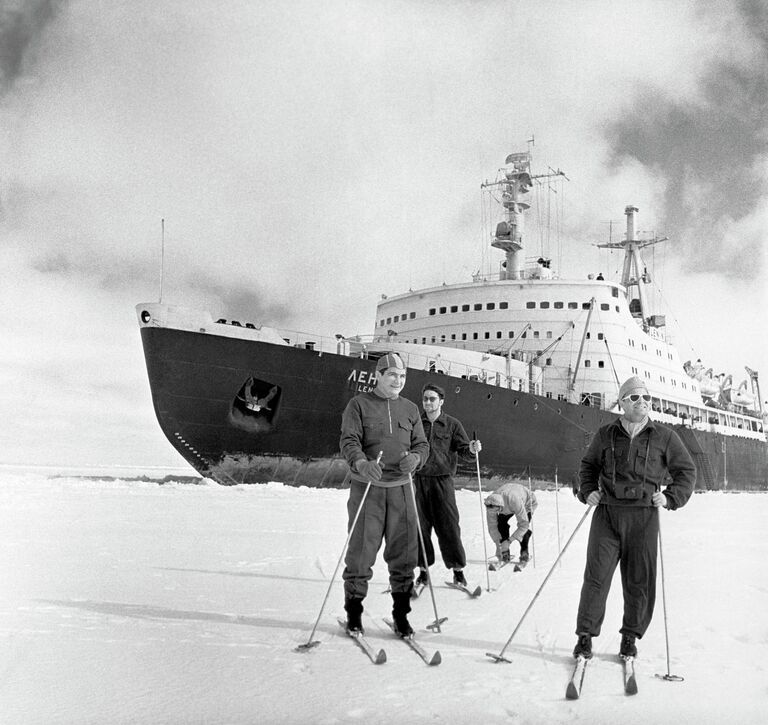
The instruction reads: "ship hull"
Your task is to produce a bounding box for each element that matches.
[140,326,767,490]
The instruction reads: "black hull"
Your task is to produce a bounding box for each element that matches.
[140,326,768,490]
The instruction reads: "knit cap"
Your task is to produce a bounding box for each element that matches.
[618,376,648,399]
[376,352,406,372]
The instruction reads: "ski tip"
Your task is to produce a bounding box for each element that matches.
[471,585,482,597]
[428,651,442,666]
[374,650,387,665]
[625,677,638,695]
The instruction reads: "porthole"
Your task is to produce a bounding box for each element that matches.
[454,386,461,394]
[487,393,493,400]
[533,403,538,411]
[514,399,519,406]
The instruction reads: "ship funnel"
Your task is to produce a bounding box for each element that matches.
[625,205,639,242]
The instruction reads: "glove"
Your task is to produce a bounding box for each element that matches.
[469,439,482,454]
[500,539,511,562]
[652,491,668,509]
[356,459,382,481]
[586,490,602,506]
[398,452,420,473]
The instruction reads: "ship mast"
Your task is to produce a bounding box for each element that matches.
[597,205,667,330]
[482,150,565,280]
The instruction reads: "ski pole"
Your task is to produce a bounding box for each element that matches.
[654,513,684,682]
[527,468,536,568]
[554,468,561,548]
[296,452,381,652]
[487,506,593,663]
[473,431,491,593]
[407,471,445,632]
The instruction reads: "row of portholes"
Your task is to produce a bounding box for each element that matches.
[452,386,553,414]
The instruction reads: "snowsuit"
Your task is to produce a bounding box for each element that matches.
[575,417,696,639]
[485,483,538,557]
[339,390,429,599]
[414,411,475,570]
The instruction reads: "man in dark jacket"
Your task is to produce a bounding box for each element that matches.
[573,376,696,661]
[339,352,429,637]
[414,383,480,588]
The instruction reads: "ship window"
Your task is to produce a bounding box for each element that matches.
[616,305,620,312]
[598,361,605,368]
[231,320,242,326]
[540,301,550,309]
[393,315,399,322]
[451,305,458,313]
[474,303,482,311]
[380,319,385,326]
[216,318,227,324]
[533,331,540,339]
[473,332,479,339]
[410,312,416,319]
[526,301,535,309]
[554,301,563,309]
[462,304,470,311]
[500,301,508,309]
[586,332,591,339]
[429,308,436,316]
[584,360,591,367]
[484,332,490,339]
[431,336,436,343]
[440,307,447,314]
[496,331,502,338]
[582,303,590,309]
[422,338,427,344]
[508,331,514,338]
[612,287,618,297]
[386,317,391,324]
[461,333,467,340]
[441,335,446,342]
[402,312,407,319]
[546,331,552,338]
[597,333,604,340]
[521,331,527,338]
[451,333,456,340]
[487,302,495,310]
[245,323,256,329]
[600,303,609,311]
[568,302,578,309]
[546,358,552,366]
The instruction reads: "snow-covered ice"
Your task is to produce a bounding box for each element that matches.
[1,468,766,724]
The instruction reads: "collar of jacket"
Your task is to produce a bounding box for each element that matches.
[609,415,657,438]
[421,411,445,427]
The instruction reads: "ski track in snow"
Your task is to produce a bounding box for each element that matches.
[0,470,766,724]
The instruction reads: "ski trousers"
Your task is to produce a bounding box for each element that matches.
[342,480,418,600]
[576,504,659,639]
[414,473,466,570]
[497,511,533,554]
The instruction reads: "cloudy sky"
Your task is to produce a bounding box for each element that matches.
[1,0,766,467]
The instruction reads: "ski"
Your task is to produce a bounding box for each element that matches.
[383,618,441,666]
[445,581,482,597]
[412,582,427,599]
[336,619,386,665]
[488,558,513,571]
[513,559,529,573]
[565,656,589,700]
[622,655,638,695]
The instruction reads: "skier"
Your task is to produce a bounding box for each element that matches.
[339,352,429,637]
[483,482,537,564]
[572,375,696,660]
[414,383,481,589]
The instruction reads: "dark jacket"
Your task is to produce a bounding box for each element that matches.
[417,411,474,477]
[340,391,429,487]
[578,418,696,509]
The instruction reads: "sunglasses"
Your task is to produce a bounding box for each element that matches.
[622,394,651,403]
